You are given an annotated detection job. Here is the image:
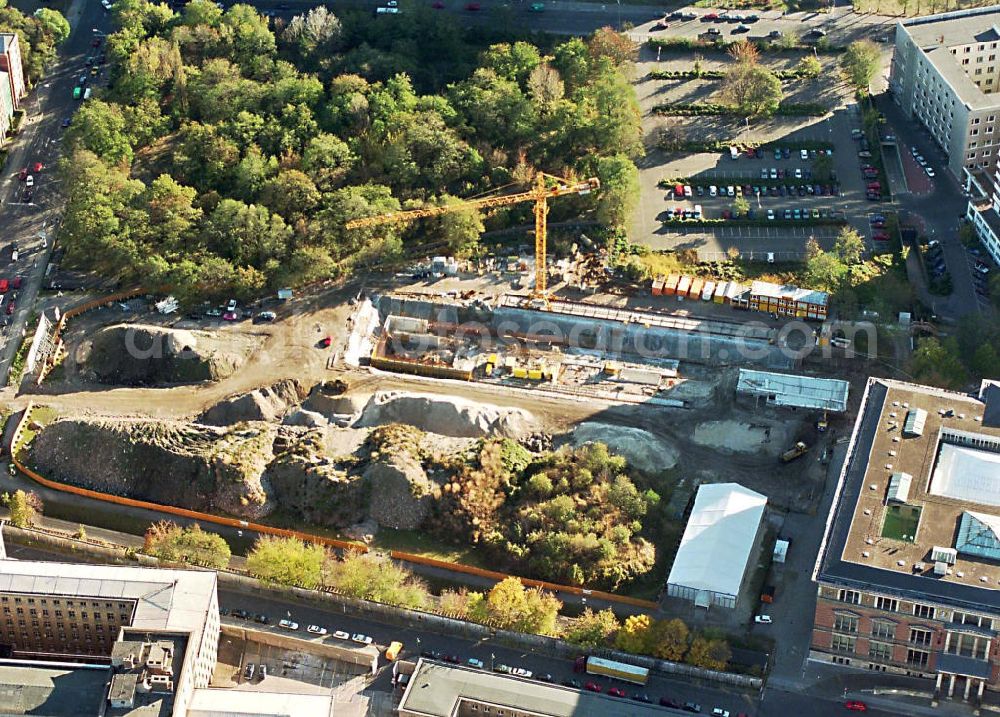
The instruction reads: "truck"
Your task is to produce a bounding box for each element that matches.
[573,656,649,685]
[781,441,809,463]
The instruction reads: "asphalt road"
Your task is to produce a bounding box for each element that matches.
[2,541,911,717]
[0,0,110,383]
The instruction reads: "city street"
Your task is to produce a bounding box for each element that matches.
[0,0,111,383]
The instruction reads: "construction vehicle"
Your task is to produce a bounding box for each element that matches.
[817,411,828,432]
[781,441,810,463]
[344,173,600,303]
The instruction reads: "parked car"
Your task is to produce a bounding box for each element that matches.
[306,625,327,635]
[584,682,602,692]
[712,710,730,717]
[607,687,627,698]
[352,633,373,645]
[278,619,299,631]
[231,609,250,620]
[258,664,267,681]
[333,630,350,640]
[844,702,867,712]
[495,664,512,674]
[467,658,485,669]
[253,614,269,624]
[243,663,255,681]
[536,673,554,683]
[661,697,682,708]
[632,693,652,703]
[511,667,533,678]
[255,310,276,322]
[755,615,773,624]
[684,703,702,713]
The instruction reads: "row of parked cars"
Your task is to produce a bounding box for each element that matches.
[967,245,993,299]
[669,182,841,200]
[909,144,936,178]
[665,206,838,221]
[732,146,833,161]
[224,609,374,645]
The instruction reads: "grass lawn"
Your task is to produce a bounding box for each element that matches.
[16,406,58,455]
[881,504,921,542]
[369,528,491,568]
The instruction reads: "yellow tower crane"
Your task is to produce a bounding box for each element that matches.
[344,172,600,302]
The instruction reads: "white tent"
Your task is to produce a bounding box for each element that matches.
[667,483,767,609]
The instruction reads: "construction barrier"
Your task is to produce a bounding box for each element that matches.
[389,551,660,610]
[9,403,369,554]
[10,404,659,612]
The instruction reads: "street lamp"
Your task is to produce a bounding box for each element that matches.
[490,652,495,671]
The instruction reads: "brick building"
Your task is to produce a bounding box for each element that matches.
[812,378,1000,703]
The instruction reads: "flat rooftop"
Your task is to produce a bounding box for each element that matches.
[399,659,666,717]
[901,8,1000,110]
[817,379,1000,611]
[0,661,110,716]
[736,368,850,412]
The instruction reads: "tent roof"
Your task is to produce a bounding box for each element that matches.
[666,483,767,598]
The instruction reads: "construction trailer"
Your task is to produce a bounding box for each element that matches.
[746,280,829,320]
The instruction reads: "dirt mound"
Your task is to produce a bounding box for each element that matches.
[357,391,537,438]
[364,453,437,530]
[200,379,306,426]
[28,417,277,518]
[79,324,258,386]
[267,429,365,527]
[570,422,678,473]
[282,408,329,428]
[692,419,780,453]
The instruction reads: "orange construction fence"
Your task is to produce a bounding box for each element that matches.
[11,404,658,611]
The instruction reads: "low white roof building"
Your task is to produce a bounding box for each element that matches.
[736,369,850,412]
[667,483,767,607]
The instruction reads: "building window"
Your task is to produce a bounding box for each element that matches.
[834,614,859,633]
[907,649,930,668]
[952,612,992,630]
[964,59,971,65]
[910,627,932,645]
[913,604,936,619]
[872,621,895,640]
[874,597,898,612]
[832,634,857,653]
[839,590,862,605]
[869,641,893,661]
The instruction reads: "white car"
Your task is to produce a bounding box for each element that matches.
[278,619,298,631]
[24,176,33,188]
[306,625,327,636]
[83,87,92,100]
[766,209,775,220]
[800,149,809,160]
[351,633,373,645]
[467,658,484,669]
[915,154,926,165]
[769,168,777,179]
[226,298,238,312]
[726,185,735,197]
[511,667,533,678]
[925,166,936,178]
[333,630,350,640]
[794,168,802,179]
[101,0,112,8]
[683,185,693,197]
[709,185,717,197]
[712,710,730,717]
[755,615,773,624]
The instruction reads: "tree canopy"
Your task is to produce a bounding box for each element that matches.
[841,40,881,95]
[0,2,70,81]
[57,2,642,300]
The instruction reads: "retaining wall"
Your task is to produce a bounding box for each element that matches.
[220,624,378,673]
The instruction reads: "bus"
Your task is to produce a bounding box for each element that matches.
[573,656,649,686]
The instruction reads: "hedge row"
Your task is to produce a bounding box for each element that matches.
[647,68,819,82]
[659,138,836,153]
[646,37,846,54]
[653,102,827,117]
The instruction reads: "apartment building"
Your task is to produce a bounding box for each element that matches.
[812,378,1000,703]
[890,8,1000,180]
[0,33,25,110]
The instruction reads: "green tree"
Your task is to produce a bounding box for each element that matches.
[720,64,783,118]
[834,226,865,265]
[324,552,429,608]
[2,490,42,528]
[565,608,620,648]
[805,249,847,293]
[483,577,562,635]
[282,6,341,62]
[65,101,135,166]
[971,343,1000,379]
[841,40,882,94]
[246,536,326,589]
[685,635,730,671]
[796,55,822,78]
[143,521,231,569]
[652,618,689,661]
[733,195,750,217]
[594,154,639,227]
[909,336,968,390]
[614,613,654,654]
[33,8,70,44]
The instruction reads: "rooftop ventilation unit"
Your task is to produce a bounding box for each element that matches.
[934,561,948,576]
[887,472,912,504]
[903,408,928,437]
[931,545,957,564]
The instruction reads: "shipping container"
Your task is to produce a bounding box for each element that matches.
[652,276,665,296]
[663,273,681,296]
[713,281,728,303]
[675,275,691,297]
[701,280,715,301]
[688,278,704,299]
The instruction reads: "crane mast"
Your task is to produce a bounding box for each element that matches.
[344,172,599,301]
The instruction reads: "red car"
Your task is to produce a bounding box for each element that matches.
[320,336,332,348]
[12,277,21,290]
[607,687,626,698]
[703,12,718,19]
[584,682,602,692]
[6,302,15,315]
[844,701,867,712]
[17,167,28,181]
[31,162,43,173]
[873,233,889,242]
[222,311,238,321]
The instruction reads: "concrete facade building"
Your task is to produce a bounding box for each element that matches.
[890,8,1000,179]
[0,33,25,110]
[812,378,1000,703]
[0,551,220,716]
